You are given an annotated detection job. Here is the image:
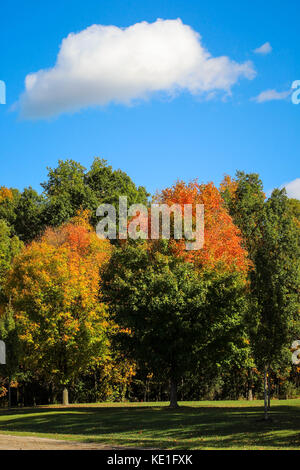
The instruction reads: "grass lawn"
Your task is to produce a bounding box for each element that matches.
[0,400,299,450]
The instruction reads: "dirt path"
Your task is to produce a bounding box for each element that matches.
[0,434,123,450]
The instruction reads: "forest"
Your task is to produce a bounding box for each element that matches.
[0,157,299,409]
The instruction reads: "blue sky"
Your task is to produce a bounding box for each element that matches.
[0,0,299,198]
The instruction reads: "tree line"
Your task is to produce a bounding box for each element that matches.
[0,159,299,416]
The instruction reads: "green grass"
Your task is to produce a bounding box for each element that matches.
[0,400,299,450]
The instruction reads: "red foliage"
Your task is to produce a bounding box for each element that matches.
[155,180,250,274]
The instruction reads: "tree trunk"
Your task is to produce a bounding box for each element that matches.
[16,387,20,407]
[8,376,11,409]
[48,383,52,405]
[169,378,178,408]
[267,372,271,409]
[248,368,253,401]
[62,387,69,406]
[94,371,97,402]
[264,366,268,420]
[121,383,127,402]
[21,385,25,407]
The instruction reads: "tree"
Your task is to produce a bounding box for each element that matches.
[0,187,20,229]
[42,158,149,229]
[287,198,300,223]
[0,304,22,407]
[85,157,149,225]
[221,173,300,415]
[0,186,47,244]
[41,160,95,227]
[5,212,112,405]
[0,220,23,407]
[101,180,250,407]
[0,160,149,244]
[155,180,250,274]
[0,220,23,301]
[101,240,248,408]
[13,187,46,243]
[251,189,300,418]
[220,171,266,264]
[220,172,267,400]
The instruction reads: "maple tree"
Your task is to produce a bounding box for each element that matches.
[153,180,250,275]
[5,212,112,404]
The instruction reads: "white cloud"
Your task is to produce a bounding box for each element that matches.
[18,18,256,119]
[283,179,300,200]
[252,89,290,103]
[253,42,272,55]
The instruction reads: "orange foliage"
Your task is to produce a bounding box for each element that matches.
[219,175,238,200]
[6,212,113,381]
[154,180,250,274]
[0,187,13,203]
[42,210,109,259]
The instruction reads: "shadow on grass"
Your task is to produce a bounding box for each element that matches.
[0,403,299,449]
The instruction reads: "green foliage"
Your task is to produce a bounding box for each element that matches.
[221,171,265,262]
[101,241,248,397]
[42,157,149,228]
[0,220,23,301]
[41,159,94,227]
[221,172,300,393]
[0,163,298,407]
[5,219,111,391]
[0,188,20,228]
[0,305,22,381]
[85,157,149,224]
[0,159,149,243]
[13,187,46,243]
[287,198,300,222]
[252,189,300,369]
